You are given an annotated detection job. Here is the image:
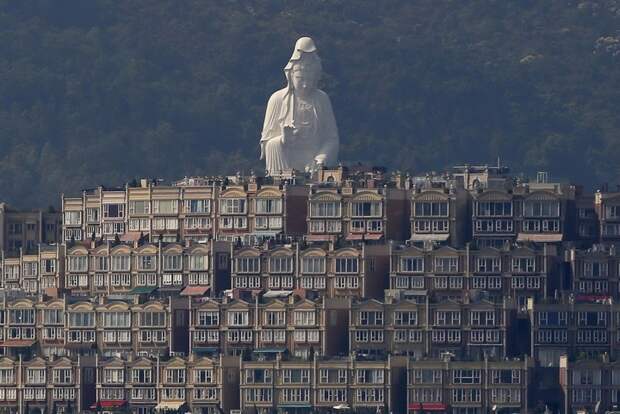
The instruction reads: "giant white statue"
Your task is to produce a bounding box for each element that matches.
[260,37,339,176]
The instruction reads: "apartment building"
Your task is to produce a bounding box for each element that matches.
[350,296,514,360]
[407,356,530,414]
[230,241,389,299]
[240,353,406,414]
[62,175,308,247]
[410,178,470,248]
[594,189,620,245]
[0,244,64,296]
[575,193,598,246]
[189,291,349,359]
[63,239,230,297]
[388,244,553,308]
[559,354,620,414]
[566,245,619,299]
[95,353,239,414]
[528,296,619,367]
[471,182,574,249]
[0,355,83,414]
[216,174,308,245]
[0,203,61,255]
[306,176,409,243]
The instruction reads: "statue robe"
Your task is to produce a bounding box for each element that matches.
[260,87,339,175]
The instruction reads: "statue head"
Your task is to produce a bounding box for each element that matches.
[284,37,322,97]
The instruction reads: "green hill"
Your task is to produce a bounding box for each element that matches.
[0,0,619,207]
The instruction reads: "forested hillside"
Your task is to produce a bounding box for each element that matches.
[0,0,619,207]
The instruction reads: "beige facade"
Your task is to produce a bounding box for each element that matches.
[230,242,389,299]
[240,353,405,413]
[0,203,61,256]
[407,357,530,414]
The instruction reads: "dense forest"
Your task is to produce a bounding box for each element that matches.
[0,0,619,207]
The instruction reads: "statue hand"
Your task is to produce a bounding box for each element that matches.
[259,142,266,160]
[282,126,294,145]
[282,125,300,145]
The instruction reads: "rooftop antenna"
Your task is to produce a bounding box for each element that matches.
[497,155,501,169]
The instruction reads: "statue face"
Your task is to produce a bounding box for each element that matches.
[291,62,320,96]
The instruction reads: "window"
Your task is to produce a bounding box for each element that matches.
[435,311,461,326]
[491,369,520,384]
[512,257,536,273]
[293,310,316,326]
[41,258,56,274]
[131,368,152,384]
[453,369,481,384]
[184,217,211,229]
[351,201,382,217]
[434,257,459,272]
[52,368,73,384]
[111,255,131,271]
[165,368,186,384]
[394,311,418,326]
[43,309,64,325]
[476,257,501,273]
[269,256,293,273]
[103,203,124,219]
[68,256,88,272]
[64,211,81,225]
[236,257,260,273]
[0,369,14,385]
[452,388,481,403]
[227,311,249,326]
[255,198,282,214]
[137,255,156,271]
[524,200,560,217]
[583,261,609,277]
[8,309,35,324]
[410,369,442,384]
[163,255,182,271]
[414,202,448,217]
[302,256,325,273]
[68,312,95,327]
[86,207,100,222]
[264,310,286,326]
[26,368,46,385]
[194,369,214,384]
[184,199,211,214]
[244,388,272,403]
[220,198,246,214]
[358,310,384,326]
[152,200,178,214]
[335,257,358,273]
[470,311,496,326]
[245,369,272,384]
[64,229,81,243]
[356,369,384,384]
[310,201,341,218]
[131,388,156,401]
[476,201,512,217]
[129,200,150,215]
[282,369,311,384]
[356,388,384,403]
[400,257,424,272]
[187,255,208,271]
[137,273,157,286]
[542,219,560,232]
[319,389,347,403]
[102,312,131,328]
